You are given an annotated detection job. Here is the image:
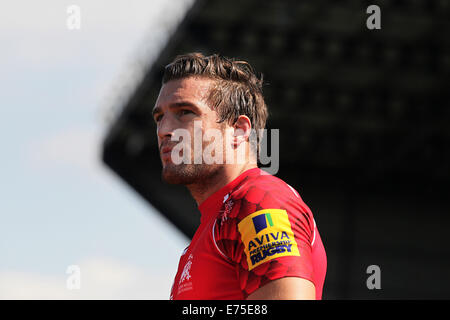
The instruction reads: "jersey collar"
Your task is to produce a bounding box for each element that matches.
[198,167,262,224]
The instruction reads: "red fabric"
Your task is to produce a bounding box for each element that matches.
[170,168,327,300]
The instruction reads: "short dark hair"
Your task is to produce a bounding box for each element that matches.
[162,53,268,152]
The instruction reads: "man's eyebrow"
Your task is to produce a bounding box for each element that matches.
[152,101,200,117]
[170,101,200,111]
[152,106,162,117]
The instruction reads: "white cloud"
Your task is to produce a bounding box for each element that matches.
[0,256,174,299]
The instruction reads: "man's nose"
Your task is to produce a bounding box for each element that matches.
[157,114,175,141]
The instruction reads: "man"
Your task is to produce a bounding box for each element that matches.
[152,53,327,300]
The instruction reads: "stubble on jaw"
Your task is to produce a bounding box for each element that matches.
[161,120,229,186]
[161,161,224,197]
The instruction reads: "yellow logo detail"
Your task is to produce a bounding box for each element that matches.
[238,209,300,270]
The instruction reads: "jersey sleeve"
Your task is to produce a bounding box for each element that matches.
[214,180,316,298]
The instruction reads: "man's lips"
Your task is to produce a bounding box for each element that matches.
[160,145,174,160]
[160,146,172,154]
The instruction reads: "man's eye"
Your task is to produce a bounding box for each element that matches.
[154,114,163,122]
[179,110,194,116]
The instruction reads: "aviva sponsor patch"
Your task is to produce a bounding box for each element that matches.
[238,209,300,270]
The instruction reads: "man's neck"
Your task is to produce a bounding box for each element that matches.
[187,162,258,206]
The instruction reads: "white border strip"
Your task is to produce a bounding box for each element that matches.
[212,219,231,261]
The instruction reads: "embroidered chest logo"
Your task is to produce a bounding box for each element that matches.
[176,253,194,296]
[219,194,233,225]
[179,254,193,285]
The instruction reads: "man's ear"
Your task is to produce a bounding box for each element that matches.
[231,115,252,147]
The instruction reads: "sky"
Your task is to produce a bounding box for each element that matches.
[0,0,194,299]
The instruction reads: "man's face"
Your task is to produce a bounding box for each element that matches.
[152,76,227,185]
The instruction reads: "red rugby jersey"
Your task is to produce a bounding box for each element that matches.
[170,167,327,300]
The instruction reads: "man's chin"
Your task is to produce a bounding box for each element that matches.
[161,163,196,185]
[161,163,221,185]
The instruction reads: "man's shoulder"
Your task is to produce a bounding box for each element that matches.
[224,169,309,221]
[230,170,298,202]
